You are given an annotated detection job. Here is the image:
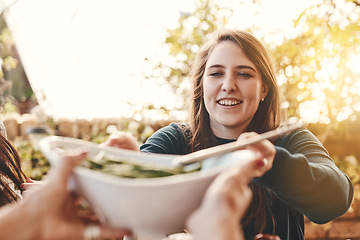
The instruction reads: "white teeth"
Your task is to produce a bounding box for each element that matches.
[218,99,241,106]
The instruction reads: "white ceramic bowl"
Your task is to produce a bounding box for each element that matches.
[39,136,256,238]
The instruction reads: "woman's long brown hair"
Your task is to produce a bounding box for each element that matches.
[0,134,27,207]
[187,29,281,238]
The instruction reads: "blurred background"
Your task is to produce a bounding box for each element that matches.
[0,0,360,239]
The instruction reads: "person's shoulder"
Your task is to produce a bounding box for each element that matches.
[286,126,317,139]
[157,122,186,132]
[153,122,190,138]
[141,122,190,154]
[169,122,189,129]
[275,126,320,146]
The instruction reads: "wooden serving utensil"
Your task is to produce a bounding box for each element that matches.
[172,122,304,167]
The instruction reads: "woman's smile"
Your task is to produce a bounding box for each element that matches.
[217,98,243,107]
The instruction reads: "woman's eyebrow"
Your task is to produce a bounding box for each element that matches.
[236,65,257,72]
[208,64,224,69]
[207,64,256,72]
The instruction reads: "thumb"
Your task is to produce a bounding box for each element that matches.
[52,149,88,188]
[231,155,268,185]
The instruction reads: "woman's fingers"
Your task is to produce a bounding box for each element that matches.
[99,225,133,239]
[81,223,132,240]
[254,233,281,240]
[237,132,276,174]
[235,157,269,181]
[21,181,43,191]
[237,132,274,158]
[53,149,88,189]
[99,132,139,151]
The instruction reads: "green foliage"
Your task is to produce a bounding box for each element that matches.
[146,0,360,145]
[0,76,14,114]
[2,101,17,113]
[89,118,156,145]
[145,0,231,110]
[334,155,360,185]
[15,140,50,181]
[0,15,33,114]
[272,0,360,126]
[333,154,360,201]
[10,118,159,180]
[0,18,17,114]
[152,0,360,142]
[123,120,155,144]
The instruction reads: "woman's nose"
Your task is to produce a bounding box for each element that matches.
[221,74,237,92]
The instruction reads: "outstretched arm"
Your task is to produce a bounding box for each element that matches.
[0,150,132,240]
[256,128,353,223]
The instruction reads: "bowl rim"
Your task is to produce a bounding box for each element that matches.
[39,135,248,187]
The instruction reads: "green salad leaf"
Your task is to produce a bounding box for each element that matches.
[83,153,200,178]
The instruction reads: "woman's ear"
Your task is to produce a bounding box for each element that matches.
[261,83,269,100]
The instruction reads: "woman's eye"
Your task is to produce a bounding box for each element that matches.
[238,72,252,78]
[209,72,223,77]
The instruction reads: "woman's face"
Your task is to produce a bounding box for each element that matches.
[203,40,267,139]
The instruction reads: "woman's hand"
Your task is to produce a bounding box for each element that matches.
[186,152,269,240]
[18,150,132,240]
[254,233,281,240]
[237,132,276,177]
[20,178,42,194]
[100,131,140,151]
[186,133,278,240]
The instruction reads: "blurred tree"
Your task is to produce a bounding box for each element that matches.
[143,0,233,113]
[272,0,360,142]
[0,16,35,114]
[144,0,360,145]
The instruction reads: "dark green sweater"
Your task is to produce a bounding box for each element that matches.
[140,123,353,240]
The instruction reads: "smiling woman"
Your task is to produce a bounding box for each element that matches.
[102,29,353,240]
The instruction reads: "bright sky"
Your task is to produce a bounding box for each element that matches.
[1,0,319,120]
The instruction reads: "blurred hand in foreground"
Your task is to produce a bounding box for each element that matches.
[0,149,132,240]
[186,147,277,240]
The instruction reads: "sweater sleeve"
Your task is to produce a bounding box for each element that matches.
[140,123,189,155]
[255,127,354,224]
